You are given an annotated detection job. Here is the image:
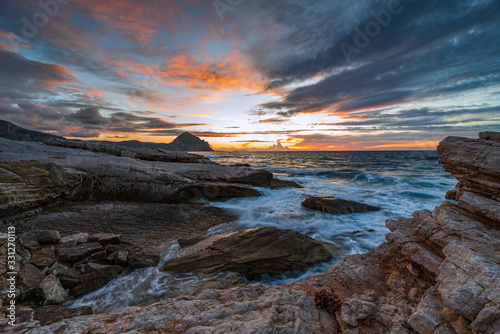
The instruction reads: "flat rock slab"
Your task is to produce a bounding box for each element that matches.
[56,242,104,262]
[301,196,381,214]
[161,226,344,278]
[19,202,236,249]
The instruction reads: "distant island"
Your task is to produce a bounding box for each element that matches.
[0,120,213,152]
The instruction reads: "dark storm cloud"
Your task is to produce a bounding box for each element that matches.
[245,0,500,119]
[0,48,76,98]
[0,103,209,138]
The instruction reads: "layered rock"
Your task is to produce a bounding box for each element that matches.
[302,196,381,214]
[161,226,344,278]
[0,137,272,218]
[291,132,500,333]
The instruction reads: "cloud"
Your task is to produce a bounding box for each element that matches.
[0,49,76,99]
[244,0,500,120]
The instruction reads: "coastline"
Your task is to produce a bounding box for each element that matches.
[0,132,499,333]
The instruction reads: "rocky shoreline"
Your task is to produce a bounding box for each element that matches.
[0,131,499,333]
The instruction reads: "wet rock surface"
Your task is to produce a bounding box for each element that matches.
[162,226,344,278]
[302,196,381,214]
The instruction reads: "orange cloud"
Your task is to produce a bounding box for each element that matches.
[158,53,264,91]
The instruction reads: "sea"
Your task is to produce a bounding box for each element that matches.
[68,150,457,312]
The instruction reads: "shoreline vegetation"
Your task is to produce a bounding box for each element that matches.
[0,121,499,333]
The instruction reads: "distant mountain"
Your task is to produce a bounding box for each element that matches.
[0,120,213,151]
[0,119,62,142]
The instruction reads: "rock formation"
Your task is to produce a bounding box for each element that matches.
[161,226,344,278]
[2,132,499,333]
[302,196,381,214]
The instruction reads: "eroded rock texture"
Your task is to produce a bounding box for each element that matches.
[291,133,500,333]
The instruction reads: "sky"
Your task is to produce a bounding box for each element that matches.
[0,0,499,150]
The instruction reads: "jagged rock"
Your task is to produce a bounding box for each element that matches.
[20,230,61,244]
[56,242,104,262]
[88,233,121,245]
[30,247,58,269]
[438,134,500,201]
[70,264,122,297]
[127,246,160,269]
[33,305,93,326]
[301,196,381,214]
[29,285,323,334]
[289,132,500,333]
[269,177,303,189]
[40,275,68,305]
[161,226,343,277]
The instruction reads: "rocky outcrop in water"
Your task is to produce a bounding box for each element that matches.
[302,196,381,214]
[161,226,344,278]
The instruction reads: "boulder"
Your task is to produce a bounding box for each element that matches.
[33,305,93,326]
[40,275,68,305]
[19,264,45,299]
[70,264,123,296]
[56,242,104,262]
[20,230,61,244]
[161,226,343,278]
[57,267,84,289]
[88,233,121,245]
[127,246,160,269]
[301,196,381,214]
[30,247,58,269]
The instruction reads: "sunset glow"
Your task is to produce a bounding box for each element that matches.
[0,0,499,150]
